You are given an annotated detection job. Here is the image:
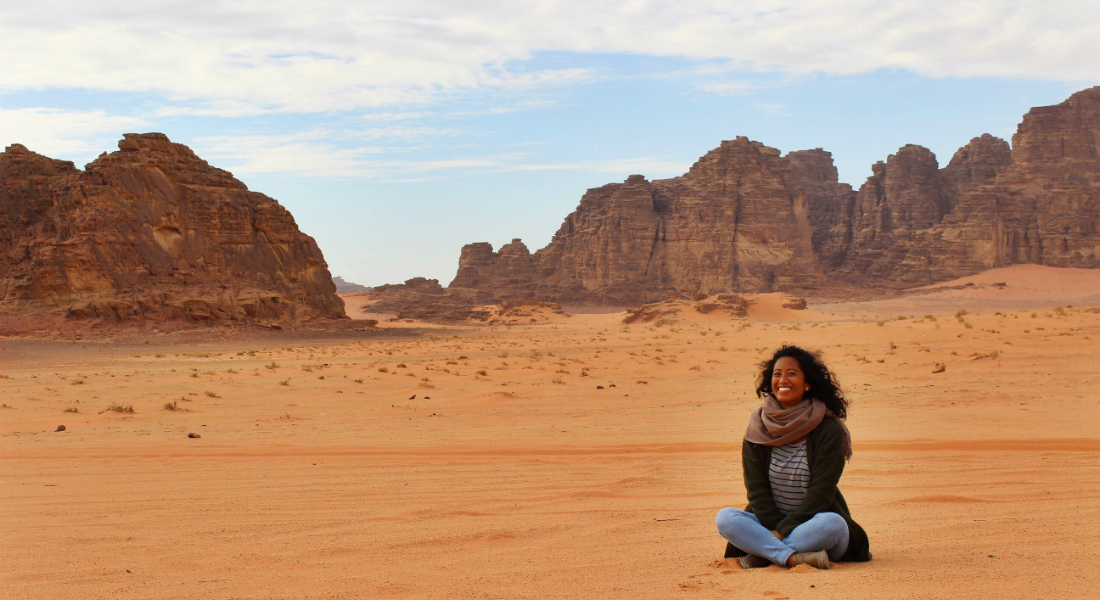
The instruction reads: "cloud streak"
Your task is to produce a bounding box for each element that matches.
[0,107,147,158]
[189,130,691,180]
[4,1,1097,116]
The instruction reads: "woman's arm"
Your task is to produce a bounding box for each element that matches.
[774,420,845,537]
[742,438,783,530]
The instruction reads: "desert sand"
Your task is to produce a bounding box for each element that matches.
[2,265,1099,599]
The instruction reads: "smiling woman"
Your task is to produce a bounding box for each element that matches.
[715,345,871,569]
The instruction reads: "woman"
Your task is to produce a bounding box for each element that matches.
[715,345,871,569]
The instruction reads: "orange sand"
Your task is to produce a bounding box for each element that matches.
[2,266,1099,599]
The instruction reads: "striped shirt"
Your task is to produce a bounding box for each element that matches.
[768,440,810,515]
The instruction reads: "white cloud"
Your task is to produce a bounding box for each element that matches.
[753,102,790,116]
[505,158,692,177]
[0,107,147,159]
[187,128,691,180]
[356,111,432,122]
[2,1,1096,116]
[697,80,767,96]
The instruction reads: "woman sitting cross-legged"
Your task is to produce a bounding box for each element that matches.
[716,345,872,569]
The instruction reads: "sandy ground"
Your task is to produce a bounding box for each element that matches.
[2,265,1099,599]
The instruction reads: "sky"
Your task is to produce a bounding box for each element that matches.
[2,1,1097,287]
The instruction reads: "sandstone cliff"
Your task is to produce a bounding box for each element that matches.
[452,87,1100,302]
[454,138,828,303]
[0,133,345,323]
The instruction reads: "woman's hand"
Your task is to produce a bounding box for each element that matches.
[771,530,784,541]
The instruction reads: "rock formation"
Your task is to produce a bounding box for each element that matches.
[360,277,564,324]
[451,87,1100,302]
[454,138,827,303]
[333,276,371,293]
[0,133,345,323]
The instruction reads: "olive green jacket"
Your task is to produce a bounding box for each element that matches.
[724,417,872,562]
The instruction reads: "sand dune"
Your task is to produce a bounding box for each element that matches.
[2,267,1099,599]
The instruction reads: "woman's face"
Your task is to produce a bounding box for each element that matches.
[771,356,810,408]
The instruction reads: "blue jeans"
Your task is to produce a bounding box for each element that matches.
[715,508,849,565]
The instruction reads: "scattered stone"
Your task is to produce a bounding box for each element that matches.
[408,394,416,400]
[55,425,66,432]
[782,297,808,310]
[596,386,604,390]
[932,363,946,373]
[187,432,201,438]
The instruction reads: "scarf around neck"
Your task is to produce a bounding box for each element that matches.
[744,395,852,461]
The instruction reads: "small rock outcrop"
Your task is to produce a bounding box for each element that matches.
[333,276,371,293]
[622,293,750,325]
[0,133,345,324]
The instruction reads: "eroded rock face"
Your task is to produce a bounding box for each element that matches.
[451,87,1100,301]
[453,138,823,303]
[943,88,1100,270]
[0,133,345,323]
[450,239,536,295]
[787,149,856,270]
[836,88,1100,284]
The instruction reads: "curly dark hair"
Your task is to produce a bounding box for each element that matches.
[755,345,849,419]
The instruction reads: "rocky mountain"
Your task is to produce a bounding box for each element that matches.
[451,87,1100,303]
[0,133,345,323]
[333,276,371,293]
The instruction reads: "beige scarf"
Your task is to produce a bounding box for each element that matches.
[744,395,852,461]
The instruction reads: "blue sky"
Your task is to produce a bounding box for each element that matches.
[2,2,1096,286]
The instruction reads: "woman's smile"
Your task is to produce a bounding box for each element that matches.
[772,356,809,407]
